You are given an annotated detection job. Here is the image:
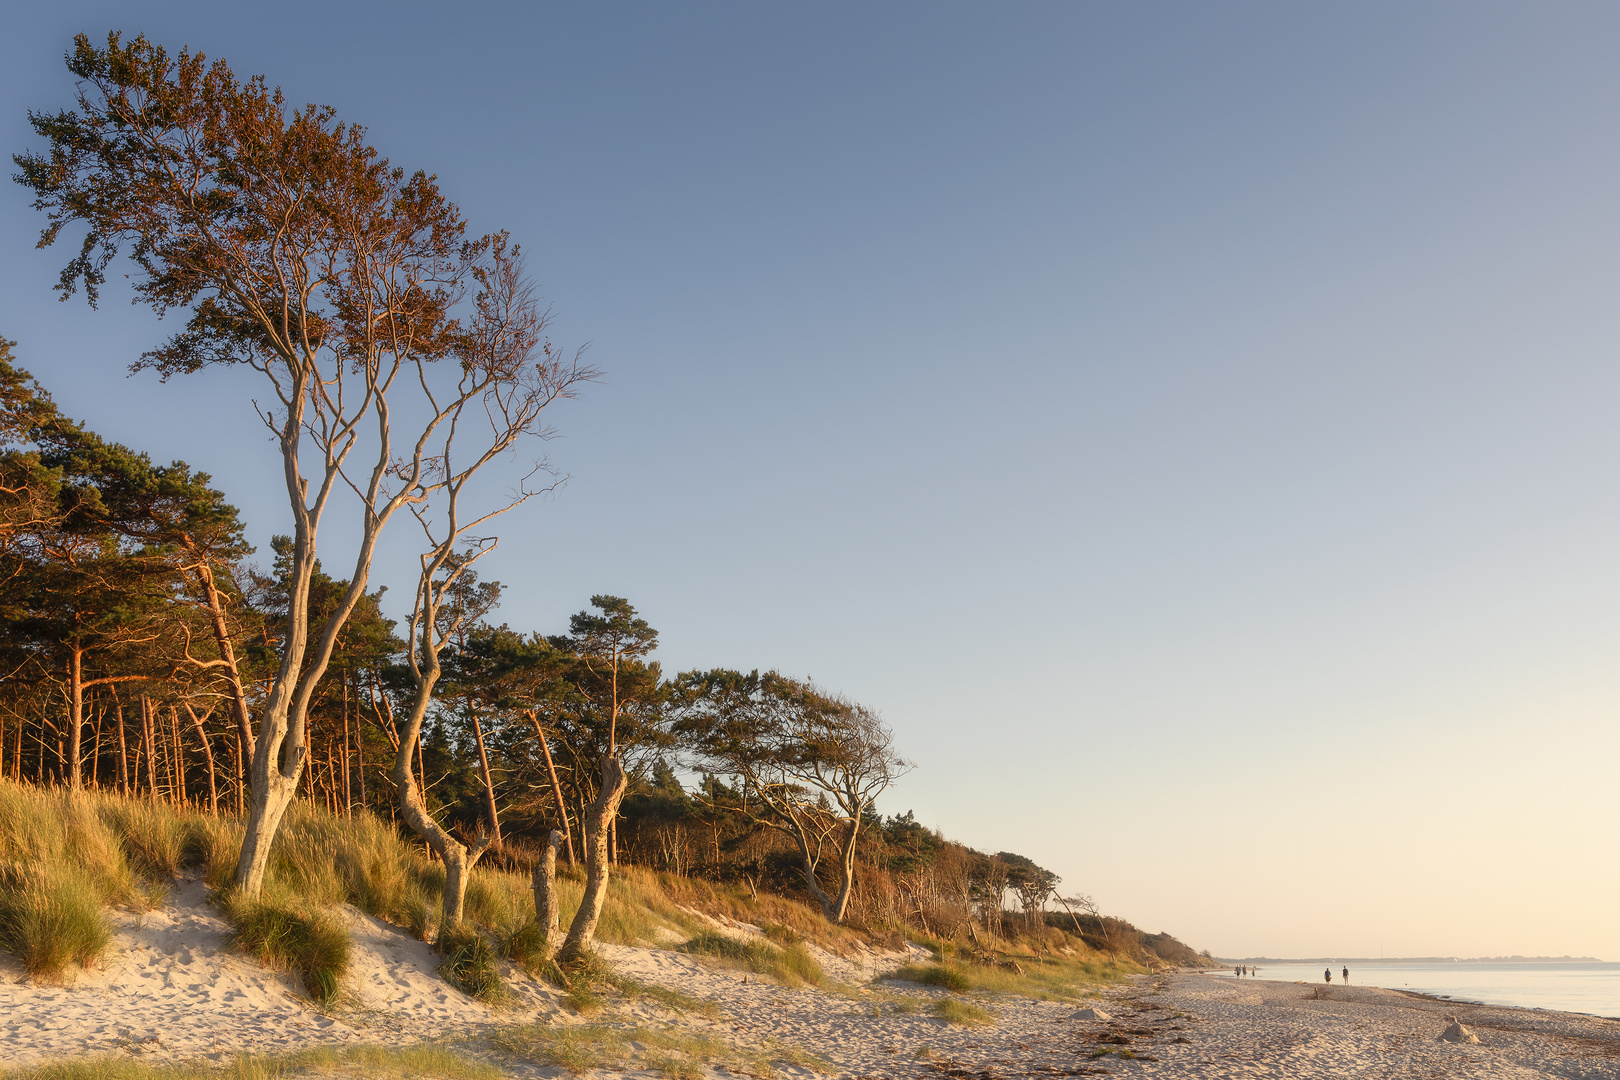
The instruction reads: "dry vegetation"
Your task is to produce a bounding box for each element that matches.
[0,777,1146,1004]
[0,779,884,996]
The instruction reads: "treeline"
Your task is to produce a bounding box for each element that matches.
[3,32,1208,969]
[0,335,1177,956]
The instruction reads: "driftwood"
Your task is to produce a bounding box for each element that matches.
[969,949,1025,975]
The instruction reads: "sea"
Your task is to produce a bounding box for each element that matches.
[1219,961,1620,1019]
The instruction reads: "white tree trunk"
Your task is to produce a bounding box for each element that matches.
[531,829,564,959]
[557,757,628,964]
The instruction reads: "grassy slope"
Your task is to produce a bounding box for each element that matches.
[0,779,1153,1079]
[0,780,866,986]
[0,777,1140,987]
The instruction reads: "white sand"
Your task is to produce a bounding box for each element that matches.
[5,889,1620,1078]
[0,876,568,1066]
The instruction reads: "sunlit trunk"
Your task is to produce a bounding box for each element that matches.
[557,756,629,964]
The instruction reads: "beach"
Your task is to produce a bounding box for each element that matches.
[5,885,1620,1078]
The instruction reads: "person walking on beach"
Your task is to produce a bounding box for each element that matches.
[1343,966,1350,984]
[1324,967,1333,983]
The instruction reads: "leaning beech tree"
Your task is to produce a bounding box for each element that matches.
[389,237,592,936]
[14,33,558,895]
[675,670,909,924]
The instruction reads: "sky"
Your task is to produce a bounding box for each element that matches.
[4,2,1620,960]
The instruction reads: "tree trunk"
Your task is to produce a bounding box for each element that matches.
[391,667,490,937]
[471,711,501,845]
[232,725,243,812]
[170,707,187,806]
[341,675,353,817]
[557,756,629,965]
[355,708,366,812]
[830,816,862,924]
[184,703,219,812]
[236,768,299,895]
[90,697,103,788]
[66,645,84,791]
[192,561,255,765]
[115,696,129,792]
[525,711,576,864]
[531,829,564,958]
[140,696,158,796]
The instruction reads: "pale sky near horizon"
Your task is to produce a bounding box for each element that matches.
[3,3,1620,960]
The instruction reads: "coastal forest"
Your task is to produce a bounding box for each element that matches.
[0,31,1205,990]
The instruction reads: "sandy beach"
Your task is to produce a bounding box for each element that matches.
[4,882,1620,1079]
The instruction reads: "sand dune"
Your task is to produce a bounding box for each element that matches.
[4,888,1619,1078]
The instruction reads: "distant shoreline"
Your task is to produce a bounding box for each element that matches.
[1216,956,1606,964]
[1157,971,1620,1074]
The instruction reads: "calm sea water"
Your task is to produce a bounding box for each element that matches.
[1219,961,1620,1018]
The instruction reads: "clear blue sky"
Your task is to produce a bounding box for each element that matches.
[5,2,1620,959]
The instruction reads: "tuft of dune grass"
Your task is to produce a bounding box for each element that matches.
[892,951,1137,1002]
[933,997,996,1026]
[0,862,111,982]
[681,930,824,987]
[436,924,508,1005]
[218,888,351,1006]
[892,962,972,991]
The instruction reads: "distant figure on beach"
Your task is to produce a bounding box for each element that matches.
[1343,966,1350,984]
[1234,965,1241,977]
[1324,967,1332,983]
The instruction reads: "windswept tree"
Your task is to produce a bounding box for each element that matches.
[566,595,661,862]
[674,670,908,923]
[16,34,579,894]
[387,238,593,935]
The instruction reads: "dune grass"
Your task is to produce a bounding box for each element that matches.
[609,976,723,1018]
[0,782,159,981]
[680,930,823,987]
[491,1022,828,1078]
[0,862,111,983]
[933,997,996,1026]
[436,925,509,1005]
[0,780,893,1005]
[1,1043,502,1080]
[217,889,351,1006]
[892,962,972,991]
[891,950,1140,1003]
